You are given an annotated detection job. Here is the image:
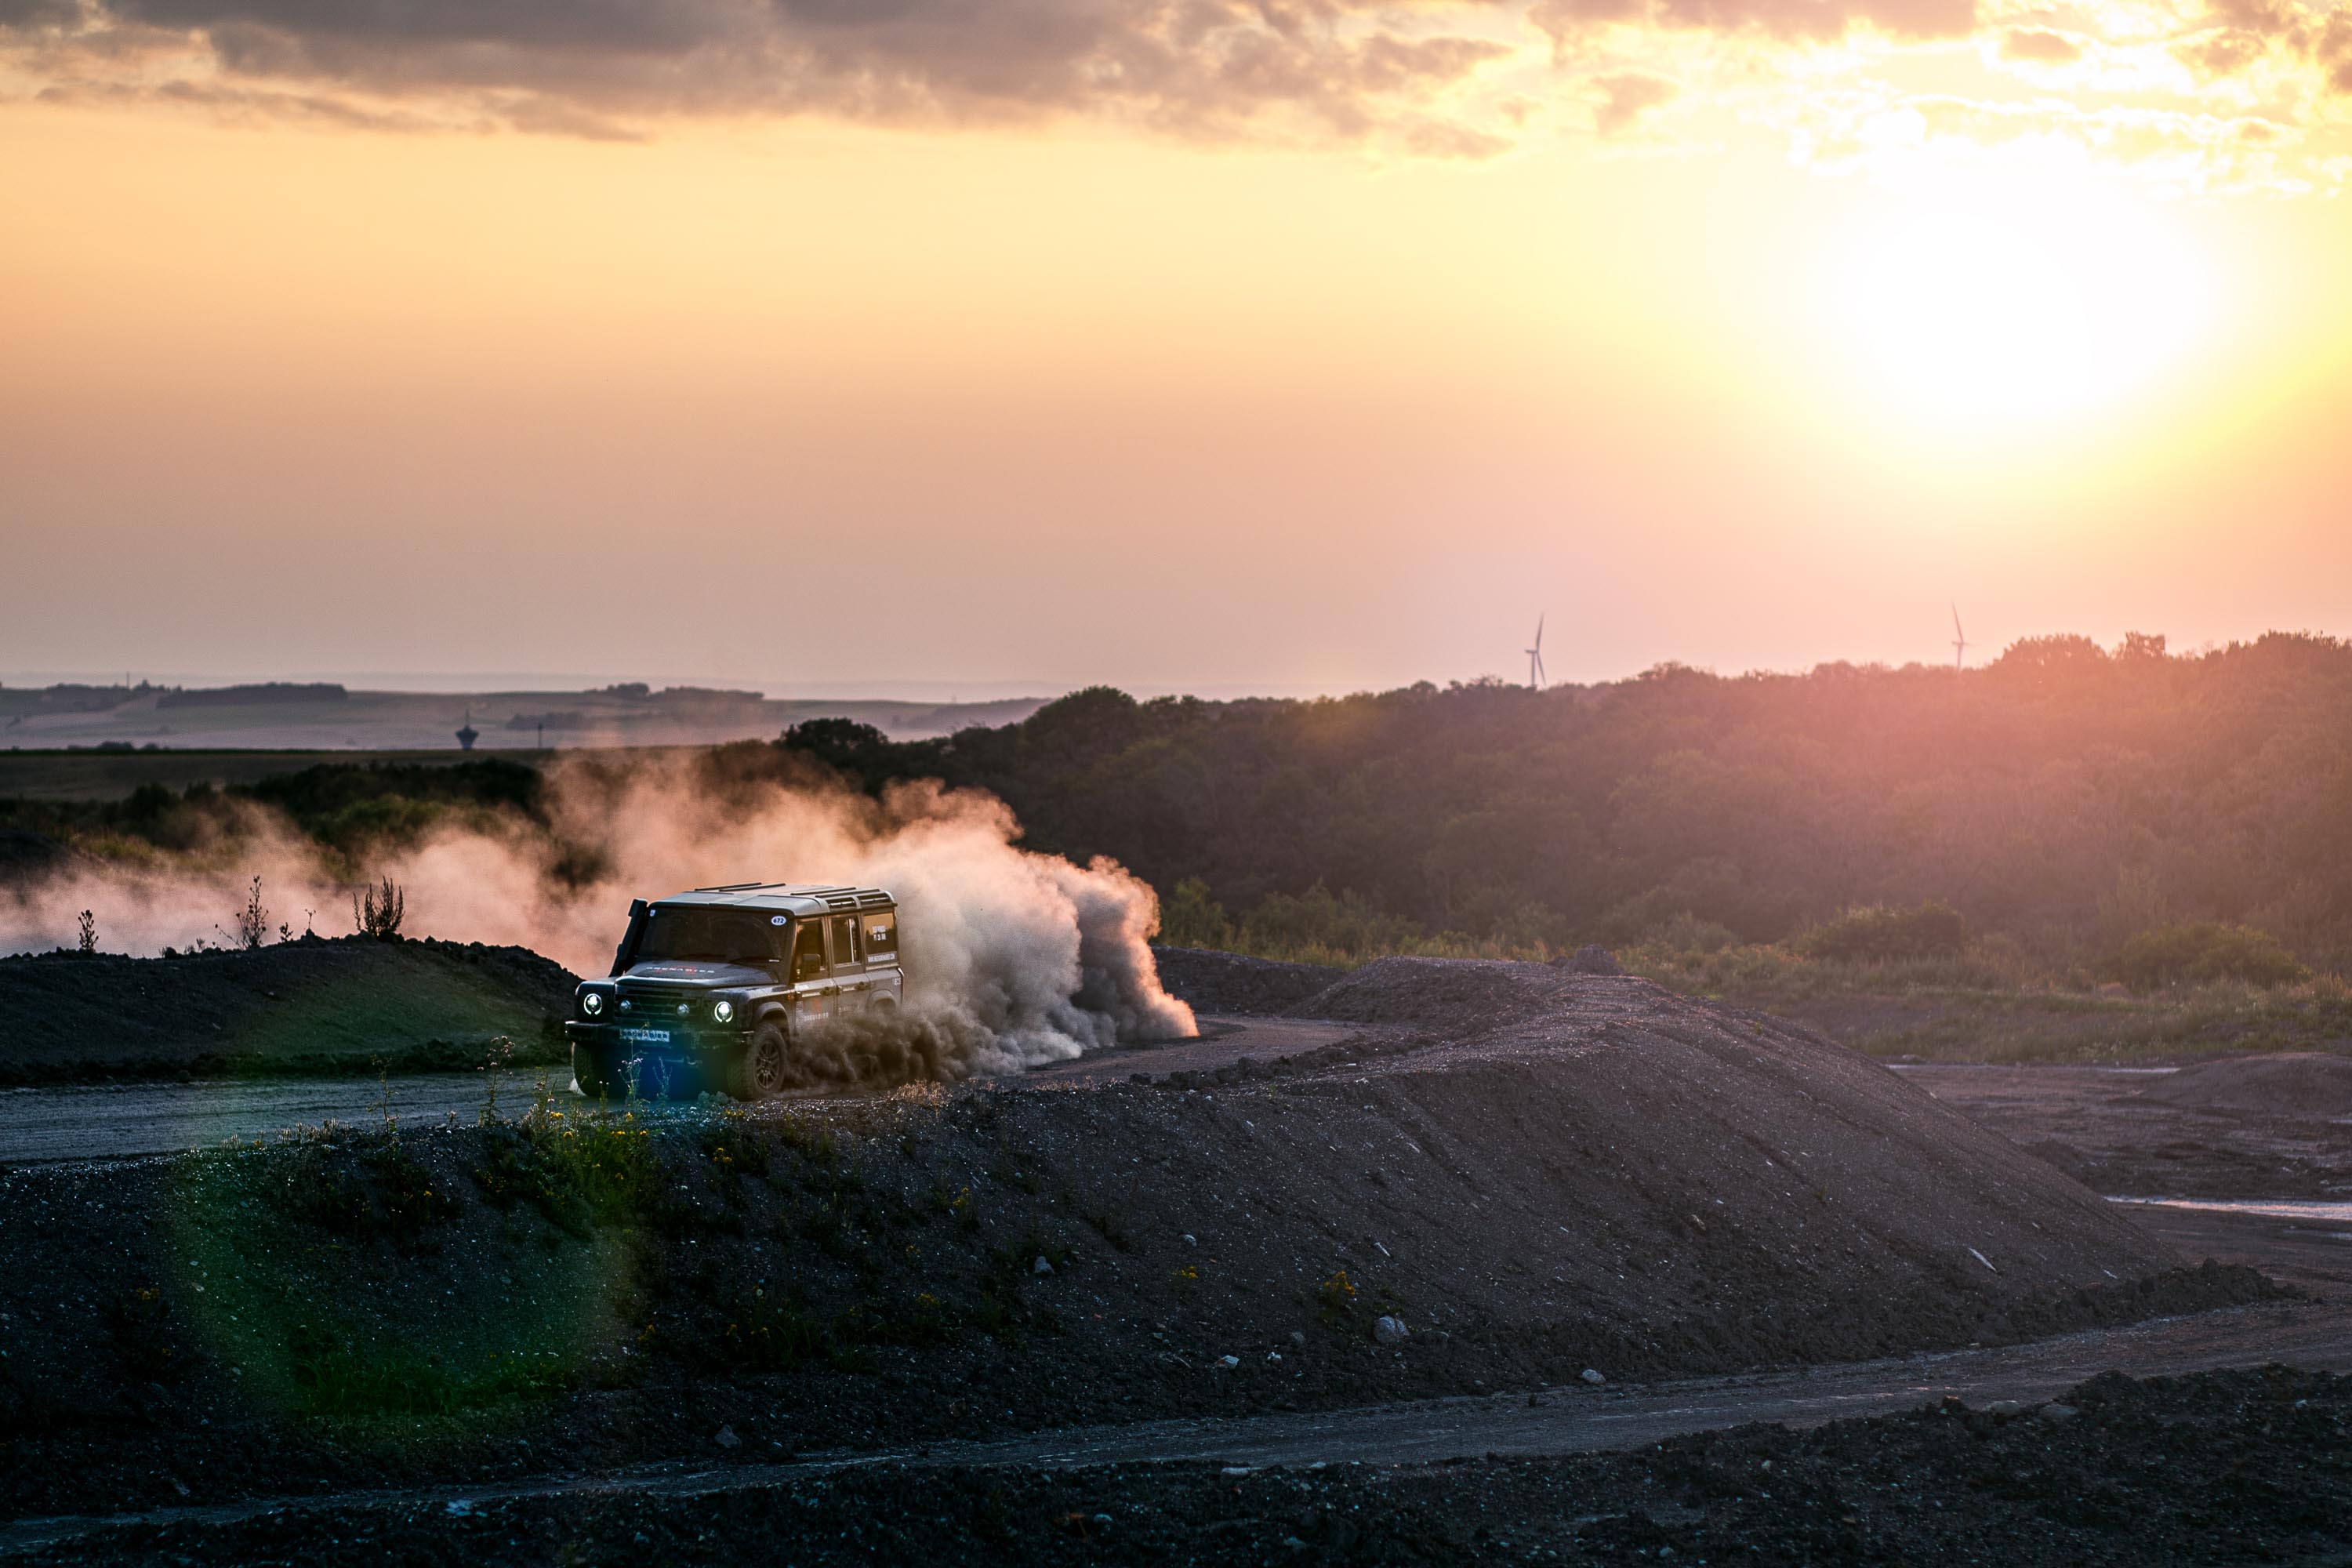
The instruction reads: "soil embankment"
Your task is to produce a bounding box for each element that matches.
[2138,1051,2352,1117]
[0,960,2269,1523]
[1148,944,1346,1015]
[0,938,577,1084]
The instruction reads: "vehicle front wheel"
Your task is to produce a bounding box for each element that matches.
[725,1021,790,1102]
[572,1043,613,1100]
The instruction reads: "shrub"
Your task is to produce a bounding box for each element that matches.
[471,1115,651,1235]
[1317,1269,1359,1327]
[220,875,268,950]
[1240,883,1421,962]
[1797,902,1968,963]
[1159,877,1234,949]
[2111,923,2308,991]
[1648,910,1738,956]
[353,875,405,941]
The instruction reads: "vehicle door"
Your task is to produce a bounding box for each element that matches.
[786,917,833,1027]
[826,914,869,1009]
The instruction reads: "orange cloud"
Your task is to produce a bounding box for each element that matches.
[1592,70,1679,136]
[1534,0,1976,43]
[1999,28,2083,65]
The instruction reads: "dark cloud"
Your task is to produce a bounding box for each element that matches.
[32,70,442,128]
[1998,27,2081,64]
[0,0,79,24]
[10,0,2348,156]
[2,0,1521,144]
[111,0,735,52]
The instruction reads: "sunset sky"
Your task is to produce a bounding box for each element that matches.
[3,0,2350,695]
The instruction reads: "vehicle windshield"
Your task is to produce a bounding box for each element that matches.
[633,906,784,965]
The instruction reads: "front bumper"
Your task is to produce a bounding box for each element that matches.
[565,1019,750,1054]
[568,1020,749,1098]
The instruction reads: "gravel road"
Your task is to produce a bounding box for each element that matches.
[0,1016,1356,1163]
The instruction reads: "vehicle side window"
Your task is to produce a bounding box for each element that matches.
[863,911,898,960]
[832,915,861,966]
[790,920,827,981]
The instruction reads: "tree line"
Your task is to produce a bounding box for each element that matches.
[10,630,2352,981]
[784,631,2352,975]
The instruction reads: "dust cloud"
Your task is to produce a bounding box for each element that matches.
[0,758,1196,1079]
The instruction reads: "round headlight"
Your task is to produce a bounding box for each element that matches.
[712,999,736,1024]
[582,992,604,1016]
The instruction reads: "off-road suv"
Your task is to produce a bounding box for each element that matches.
[565,882,903,1101]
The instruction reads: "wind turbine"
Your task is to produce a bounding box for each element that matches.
[1526,615,1547,689]
[1951,605,1969,671]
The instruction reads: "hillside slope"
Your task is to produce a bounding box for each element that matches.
[0,938,577,1083]
[0,958,2263,1520]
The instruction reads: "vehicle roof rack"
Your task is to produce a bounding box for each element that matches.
[661,881,895,907]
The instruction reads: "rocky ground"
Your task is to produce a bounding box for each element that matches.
[0,937,575,1083]
[27,1366,2351,1565]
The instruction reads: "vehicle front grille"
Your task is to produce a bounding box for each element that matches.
[615,984,707,1018]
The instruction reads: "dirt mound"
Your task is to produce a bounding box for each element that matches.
[0,958,2243,1521]
[1283,953,1629,1033]
[1149,945,1346,1015]
[36,1367,2348,1566]
[2136,1052,2352,1119]
[0,937,578,1084]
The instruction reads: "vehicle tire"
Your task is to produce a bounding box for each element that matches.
[726,1020,790,1102]
[573,1043,612,1100]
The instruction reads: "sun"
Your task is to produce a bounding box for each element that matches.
[1820,166,2224,437]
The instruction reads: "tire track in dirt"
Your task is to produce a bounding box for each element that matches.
[7,1207,2345,1559]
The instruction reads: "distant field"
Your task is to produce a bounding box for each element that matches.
[0,749,508,801]
[0,686,1044,781]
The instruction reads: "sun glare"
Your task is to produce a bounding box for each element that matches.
[1821,168,2224,437]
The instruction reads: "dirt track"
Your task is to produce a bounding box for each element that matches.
[0,1018,1352,1163]
[5,1203,2343,1559]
